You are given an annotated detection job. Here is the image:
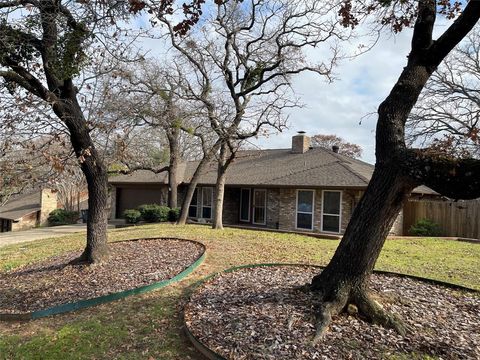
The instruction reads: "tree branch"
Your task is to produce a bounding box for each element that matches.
[404,149,480,199]
[428,0,480,66]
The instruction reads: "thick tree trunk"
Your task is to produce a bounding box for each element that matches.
[309,0,480,338]
[79,166,109,263]
[52,90,110,264]
[177,141,222,225]
[212,143,236,229]
[167,127,180,209]
[212,144,227,229]
[310,165,415,339]
[212,167,227,229]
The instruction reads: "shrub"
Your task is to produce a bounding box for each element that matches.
[48,209,79,226]
[123,209,142,224]
[168,207,181,222]
[409,218,442,237]
[138,204,169,223]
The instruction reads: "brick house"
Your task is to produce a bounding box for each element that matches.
[109,133,436,236]
[0,189,58,232]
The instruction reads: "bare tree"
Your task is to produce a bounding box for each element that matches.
[102,60,207,209]
[408,27,480,158]
[311,134,363,158]
[161,0,352,229]
[54,167,87,212]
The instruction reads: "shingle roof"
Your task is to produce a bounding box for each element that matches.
[109,147,436,194]
[0,191,41,221]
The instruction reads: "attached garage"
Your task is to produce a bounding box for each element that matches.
[115,185,167,218]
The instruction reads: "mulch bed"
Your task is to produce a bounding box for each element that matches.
[185,266,480,359]
[0,238,204,314]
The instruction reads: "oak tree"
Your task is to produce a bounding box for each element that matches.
[310,0,480,339]
[0,0,132,263]
[160,0,352,229]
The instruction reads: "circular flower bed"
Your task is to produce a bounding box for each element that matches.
[185,265,479,359]
[0,238,205,317]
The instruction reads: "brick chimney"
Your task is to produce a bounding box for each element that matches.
[291,131,311,154]
[39,189,58,226]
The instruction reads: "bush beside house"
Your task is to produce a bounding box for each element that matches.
[123,204,178,224]
[138,204,170,223]
[168,207,181,222]
[409,218,442,236]
[48,209,79,226]
[123,209,142,224]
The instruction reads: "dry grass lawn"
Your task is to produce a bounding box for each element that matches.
[0,223,478,359]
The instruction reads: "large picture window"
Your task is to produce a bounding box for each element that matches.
[296,190,314,230]
[322,190,342,233]
[201,187,213,219]
[188,187,213,219]
[252,189,266,225]
[240,188,251,222]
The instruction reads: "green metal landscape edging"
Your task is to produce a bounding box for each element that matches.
[184,262,479,360]
[0,238,206,321]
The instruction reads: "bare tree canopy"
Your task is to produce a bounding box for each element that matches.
[160,0,358,228]
[408,26,480,158]
[311,134,363,158]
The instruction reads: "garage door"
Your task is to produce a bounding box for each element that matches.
[116,187,166,218]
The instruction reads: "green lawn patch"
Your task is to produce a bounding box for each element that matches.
[0,224,478,359]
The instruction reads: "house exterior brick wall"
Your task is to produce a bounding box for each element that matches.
[266,189,280,228]
[278,188,296,231]
[276,188,357,234]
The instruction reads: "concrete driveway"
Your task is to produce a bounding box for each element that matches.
[0,224,87,248]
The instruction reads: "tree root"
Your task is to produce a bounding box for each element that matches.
[311,286,408,344]
[68,245,110,265]
[352,289,408,336]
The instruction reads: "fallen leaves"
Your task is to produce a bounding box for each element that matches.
[0,238,204,314]
[185,266,480,359]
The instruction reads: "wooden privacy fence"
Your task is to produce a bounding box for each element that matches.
[403,199,480,239]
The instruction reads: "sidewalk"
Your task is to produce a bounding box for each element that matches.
[0,224,88,248]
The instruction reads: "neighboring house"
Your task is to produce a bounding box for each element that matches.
[0,189,58,232]
[109,133,437,236]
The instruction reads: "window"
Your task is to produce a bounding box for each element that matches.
[188,189,198,218]
[296,190,314,230]
[201,187,213,219]
[322,190,342,233]
[240,188,251,222]
[252,189,266,225]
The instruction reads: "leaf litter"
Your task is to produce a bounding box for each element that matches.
[185,266,480,359]
[0,238,204,314]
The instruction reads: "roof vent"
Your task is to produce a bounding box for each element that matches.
[332,145,339,153]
